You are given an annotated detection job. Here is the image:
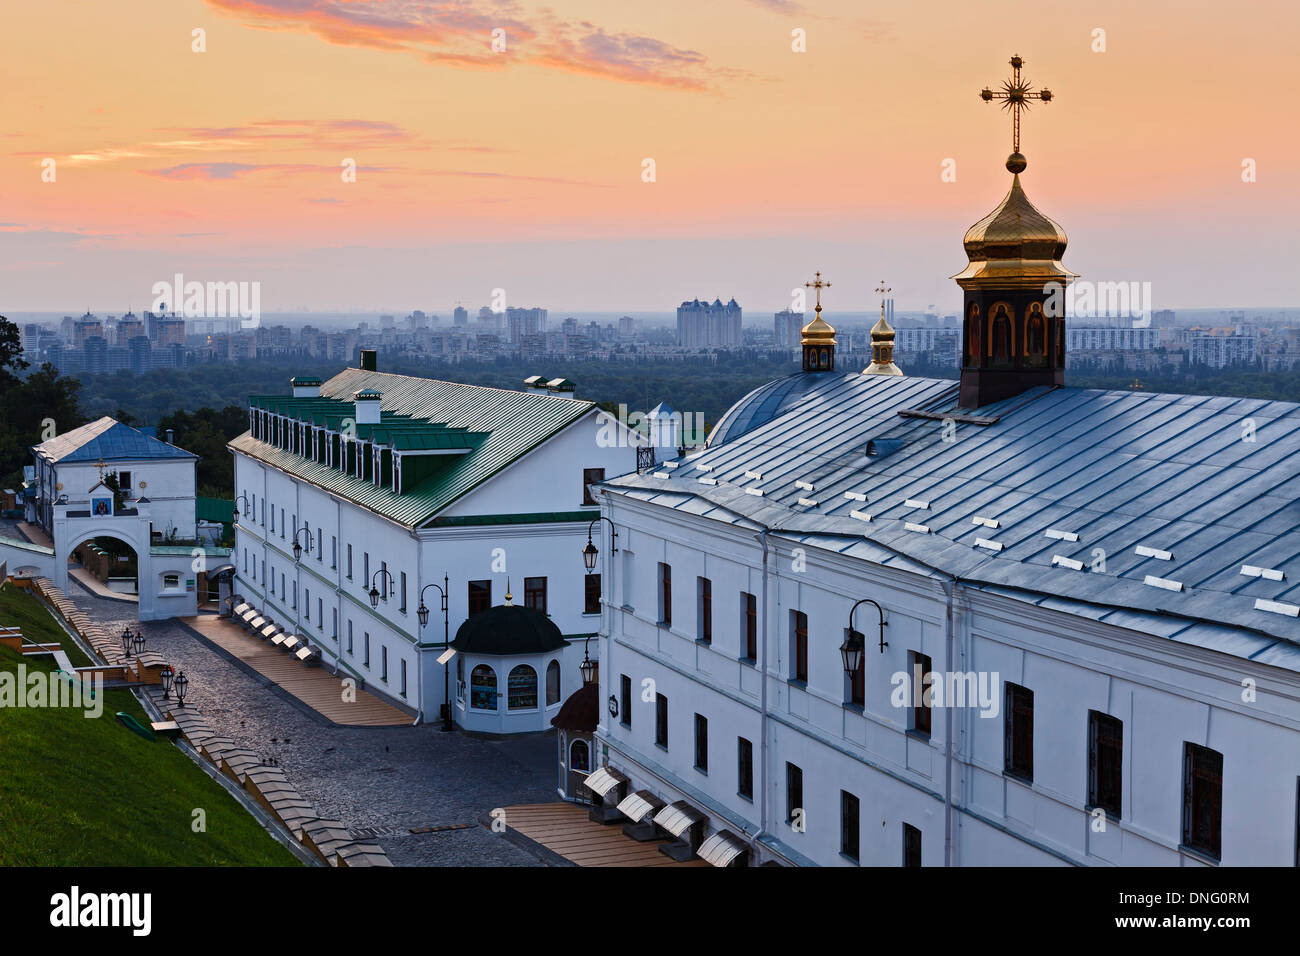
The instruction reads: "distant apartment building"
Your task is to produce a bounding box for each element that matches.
[677,297,742,349]
[1067,327,1160,351]
[1191,331,1258,368]
[774,309,804,348]
[506,307,548,344]
[893,327,960,366]
[453,306,469,326]
[618,315,636,339]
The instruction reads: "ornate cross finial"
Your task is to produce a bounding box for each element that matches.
[95,458,107,481]
[875,281,891,319]
[979,54,1053,173]
[804,271,831,313]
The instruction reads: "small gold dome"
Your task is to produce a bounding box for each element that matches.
[800,309,836,346]
[951,173,1077,290]
[863,315,903,376]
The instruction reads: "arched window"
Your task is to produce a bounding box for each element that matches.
[546,659,561,706]
[508,664,538,710]
[570,738,590,773]
[470,664,497,711]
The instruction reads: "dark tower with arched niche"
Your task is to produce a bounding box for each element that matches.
[954,55,1076,408]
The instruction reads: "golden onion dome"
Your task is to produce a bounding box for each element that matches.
[800,309,836,346]
[951,173,1077,290]
[863,315,903,376]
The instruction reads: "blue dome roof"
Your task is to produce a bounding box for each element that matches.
[707,372,834,447]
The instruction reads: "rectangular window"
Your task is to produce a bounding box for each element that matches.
[841,791,860,861]
[910,651,932,736]
[903,823,922,867]
[292,580,297,609]
[260,559,265,586]
[270,507,275,533]
[346,544,352,579]
[697,577,712,644]
[332,607,338,640]
[317,526,323,560]
[524,576,547,614]
[791,610,808,683]
[655,693,668,749]
[381,561,388,600]
[1182,743,1223,860]
[658,562,671,626]
[118,470,131,489]
[317,597,323,630]
[401,659,407,697]
[582,467,605,506]
[1088,711,1123,820]
[619,674,631,728]
[400,572,407,613]
[364,632,371,668]
[468,580,491,616]
[743,592,757,662]
[280,572,285,598]
[786,763,803,825]
[347,620,353,655]
[694,713,708,772]
[304,588,310,622]
[364,553,370,592]
[280,507,285,538]
[584,574,602,615]
[738,738,754,800]
[332,536,337,569]
[1004,683,1034,782]
[381,646,388,682]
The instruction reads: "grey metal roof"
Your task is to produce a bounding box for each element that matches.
[605,371,1300,660]
[33,416,196,463]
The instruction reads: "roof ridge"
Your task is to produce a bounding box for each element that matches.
[330,367,596,407]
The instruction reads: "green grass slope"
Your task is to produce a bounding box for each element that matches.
[0,585,299,866]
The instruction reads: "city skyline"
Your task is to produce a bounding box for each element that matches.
[3,0,1297,312]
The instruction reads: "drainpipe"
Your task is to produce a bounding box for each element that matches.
[752,528,771,852]
[942,578,955,867]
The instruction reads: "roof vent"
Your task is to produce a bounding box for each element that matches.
[865,438,902,458]
[291,375,322,398]
[359,349,377,371]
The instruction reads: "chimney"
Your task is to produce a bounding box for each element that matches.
[647,403,680,450]
[354,388,382,425]
[291,375,322,398]
[166,428,175,444]
[359,349,377,372]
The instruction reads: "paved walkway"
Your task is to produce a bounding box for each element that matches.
[185,614,410,726]
[51,575,563,866]
[499,803,710,867]
[68,566,138,602]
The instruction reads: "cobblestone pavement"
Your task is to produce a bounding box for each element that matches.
[53,575,562,866]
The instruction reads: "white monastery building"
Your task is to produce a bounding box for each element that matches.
[583,139,1300,867]
[228,350,640,728]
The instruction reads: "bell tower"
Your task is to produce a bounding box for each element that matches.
[800,271,836,372]
[953,55,1077,408]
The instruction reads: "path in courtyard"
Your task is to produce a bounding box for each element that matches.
[54,575,563,866]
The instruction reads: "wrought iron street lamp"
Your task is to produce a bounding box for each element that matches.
[160,664,174,700]
[233,494,251,524]
[121,626,134,659]
[291,527,313,562]
[369,568,395,608]
[132,630,146,657]
[174,670,189,707]
[579,635,597,686]
[581,516,618,573]
[417,574,453,732]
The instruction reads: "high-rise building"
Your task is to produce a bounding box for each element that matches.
[676,297,742,348]
[453,305,469,326]
[774,309,804,347]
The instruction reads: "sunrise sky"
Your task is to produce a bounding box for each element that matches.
[2,0,1297,313]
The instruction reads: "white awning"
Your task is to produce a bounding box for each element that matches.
[653,800,706,837]
[616,789,663,823]
[697,829,749,867]
[583,767,629,799]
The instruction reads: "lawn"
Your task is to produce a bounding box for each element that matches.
[0,584,300,866]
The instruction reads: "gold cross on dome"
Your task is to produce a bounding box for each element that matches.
[804,271,831,311]
[875,281,891,318]
[980,54,1054,165]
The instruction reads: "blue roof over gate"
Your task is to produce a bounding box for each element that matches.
[32,417,196,464]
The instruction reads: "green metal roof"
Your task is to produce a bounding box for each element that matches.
[230,368,596,529]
